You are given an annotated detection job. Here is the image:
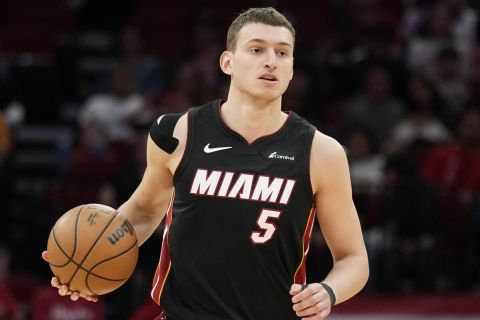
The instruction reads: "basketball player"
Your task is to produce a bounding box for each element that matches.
[43,7,369,319]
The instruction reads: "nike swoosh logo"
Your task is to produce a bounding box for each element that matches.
[204,143,232,153]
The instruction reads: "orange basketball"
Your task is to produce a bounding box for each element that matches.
[47,204,139,296]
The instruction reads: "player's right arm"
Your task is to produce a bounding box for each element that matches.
[43,113,188,301]
[117,113,187,245]
[116,134,175,246]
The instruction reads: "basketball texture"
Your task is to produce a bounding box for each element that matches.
[47,204,139,296]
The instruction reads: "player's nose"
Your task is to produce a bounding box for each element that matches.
[264,49,277,70]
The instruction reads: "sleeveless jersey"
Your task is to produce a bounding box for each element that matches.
[151,100,317,320]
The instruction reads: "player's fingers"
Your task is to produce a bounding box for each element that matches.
[318,308,331,318]
[295,298,330,318]
[294,299,330,317]
[80,293,98,302]
[42,251,49,262]
[70,292,80,301]
[289,283,303,295]
[292,283,321,303]
[58,285,72,296]
[293,290,325,312]
[301,306,331,320]
[51,277,60,288]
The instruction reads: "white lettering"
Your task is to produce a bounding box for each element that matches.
[251,176,284,203]
[190,169,222,195]
[228,174,254,199]
[268,152,295,161]
[279,180,296,204]
[190,170,297,204]
[217,171,234,197]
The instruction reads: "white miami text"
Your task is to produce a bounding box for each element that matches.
[190,169,296,204]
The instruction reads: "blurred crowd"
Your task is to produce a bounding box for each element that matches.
[1,0,480,319]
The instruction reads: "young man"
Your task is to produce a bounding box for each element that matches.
[44,7,369,319]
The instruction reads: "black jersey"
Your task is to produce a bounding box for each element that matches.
[151,100,317,320]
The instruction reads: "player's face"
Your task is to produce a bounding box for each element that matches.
[222,23,294,102]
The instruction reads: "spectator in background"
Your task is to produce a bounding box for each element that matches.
[79,67,144,144]
[363,22,407,94]
[344,126,385,194]
[349,0,383,38]
[342,126,385,293]
[53,122,122,210]
[407,1,450,76]
[159,61,215,113]
[406,1,474,79]
[156,17,224,113]
[421,107,480,290]
[379,155,438,292]
[446,0,478,63]
[317,23,369,101]
[283,68,314,117]
[388,75,450,154]
[341,65,405,144]
[422,108,480,205]
[117,25,166,97]
[115,26,166,127]
[430,47,470,120]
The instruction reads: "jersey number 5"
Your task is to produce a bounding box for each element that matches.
[250,209,282,244]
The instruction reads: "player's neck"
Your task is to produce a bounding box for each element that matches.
[220,95,288,144]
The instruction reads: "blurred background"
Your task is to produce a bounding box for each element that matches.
[0,0,480,319]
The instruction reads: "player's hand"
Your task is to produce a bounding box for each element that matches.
[41,251,98,302]
[290,283,331,319]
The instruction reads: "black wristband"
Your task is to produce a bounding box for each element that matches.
[320,282,336,306]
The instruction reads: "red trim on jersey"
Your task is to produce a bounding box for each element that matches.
[151,191,175,305]
[293,207,316,284]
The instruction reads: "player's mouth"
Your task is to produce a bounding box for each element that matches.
[258,73,279,83]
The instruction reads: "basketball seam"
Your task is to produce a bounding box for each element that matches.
[50,228,76,268]
[85,239,138,295]
[49,205,85,269]
[66,212,118,287]
[71,205,85,263]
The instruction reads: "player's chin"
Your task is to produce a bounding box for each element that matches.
[253,89,283,101]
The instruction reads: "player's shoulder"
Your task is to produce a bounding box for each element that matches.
[173,99,220,139]
[310,131,349,192]
[311,130,347,164]
[149,112,187,154]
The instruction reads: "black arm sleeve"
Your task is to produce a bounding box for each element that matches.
[149,113,184,154]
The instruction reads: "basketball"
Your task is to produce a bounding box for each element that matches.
[47,204,139,296]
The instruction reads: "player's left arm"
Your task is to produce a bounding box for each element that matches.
[291,131,369,319]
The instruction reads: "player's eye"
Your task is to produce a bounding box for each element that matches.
[251,48,262,54]
[278,50,288,57]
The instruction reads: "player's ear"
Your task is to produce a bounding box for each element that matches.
[220,51,233,75]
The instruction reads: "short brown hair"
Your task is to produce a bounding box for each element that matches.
[226,7,295,51]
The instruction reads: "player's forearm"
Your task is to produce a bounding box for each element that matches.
[321,254,369,305]
[117,197,169,246]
